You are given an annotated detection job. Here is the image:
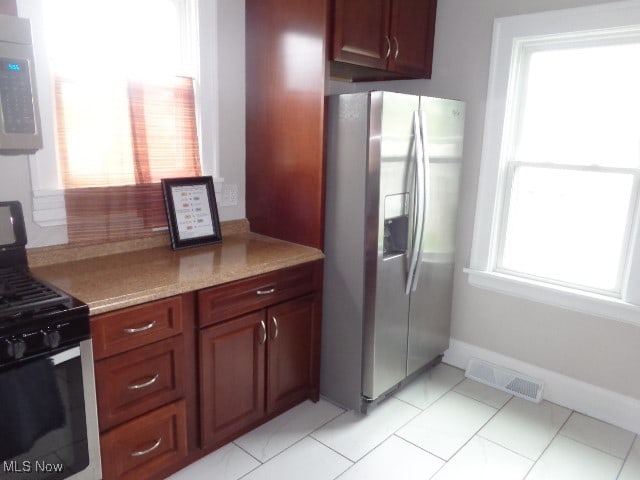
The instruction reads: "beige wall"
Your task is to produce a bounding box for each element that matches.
[329,0,640,401]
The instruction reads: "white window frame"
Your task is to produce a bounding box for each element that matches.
[17,0,222,227]
[466,0,640,326]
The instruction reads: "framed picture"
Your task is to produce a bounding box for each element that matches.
[161,176,222,250]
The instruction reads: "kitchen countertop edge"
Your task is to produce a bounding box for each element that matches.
[31,231,324,316]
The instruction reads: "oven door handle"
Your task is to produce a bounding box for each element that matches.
[50,346,81,365]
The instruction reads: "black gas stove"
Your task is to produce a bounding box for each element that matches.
[0,201,89,369]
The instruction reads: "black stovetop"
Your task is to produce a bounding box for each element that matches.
[0,201,90,368]
[0,267,74,318]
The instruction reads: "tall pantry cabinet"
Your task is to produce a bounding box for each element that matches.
[245,0,328,250]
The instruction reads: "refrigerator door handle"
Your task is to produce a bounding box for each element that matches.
[411,111,430,292]
[406,111,426,295]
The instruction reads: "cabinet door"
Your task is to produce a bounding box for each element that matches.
[388,0,437,77]
[246,0,327,249]
[200,311,266,448]
[332,0,391,70]
[266,294,321,414]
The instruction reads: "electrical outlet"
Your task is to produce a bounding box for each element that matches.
[219,184,238,207]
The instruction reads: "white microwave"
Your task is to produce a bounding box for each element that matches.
[0,14,42,155]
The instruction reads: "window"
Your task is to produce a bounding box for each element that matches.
[46,0,200,189]
[467,2,640,325]
[17,0,219,240]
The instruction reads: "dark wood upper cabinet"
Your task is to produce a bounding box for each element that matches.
[245,0,328,250]
[330,0,438,81]
[332,0,391,70]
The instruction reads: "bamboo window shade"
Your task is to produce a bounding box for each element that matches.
[55,75,201,243]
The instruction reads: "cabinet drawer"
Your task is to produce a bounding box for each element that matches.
[95,336,185,430]
[100,400,188,480]
[198,262,320,327]
[92,296,185,360]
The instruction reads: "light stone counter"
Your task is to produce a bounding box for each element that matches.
[30,229,324,316]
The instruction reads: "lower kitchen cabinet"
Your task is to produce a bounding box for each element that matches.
[198,262,323,449]
[92,293,198,480]
[92,260,322,477]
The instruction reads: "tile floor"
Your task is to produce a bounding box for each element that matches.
[168,363,640,480]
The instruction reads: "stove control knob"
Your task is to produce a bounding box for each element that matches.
[12,338,27,359]
[42,329,61,349]
[0,339,14,361]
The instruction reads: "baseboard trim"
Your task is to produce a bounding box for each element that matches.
[443,339,640,434]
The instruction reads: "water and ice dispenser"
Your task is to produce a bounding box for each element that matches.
[383,192,409,258]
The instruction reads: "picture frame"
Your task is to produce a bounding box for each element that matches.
[161,176,222,250]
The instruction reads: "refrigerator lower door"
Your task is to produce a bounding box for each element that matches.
[362,92,419,401]
[407,97,465,376]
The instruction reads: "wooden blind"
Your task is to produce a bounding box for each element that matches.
[56,76,201,243]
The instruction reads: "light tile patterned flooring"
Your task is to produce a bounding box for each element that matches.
[169,363,640,480]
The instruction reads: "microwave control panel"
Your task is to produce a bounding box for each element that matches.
[0,14,42,155]
[0,58,36,135]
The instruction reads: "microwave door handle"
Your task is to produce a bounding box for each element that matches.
[406,111,424,295]
[411,111,429,292]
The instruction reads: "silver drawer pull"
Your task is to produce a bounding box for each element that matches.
[256,287,275,296]
[127,374,160,391]
[124,320,157,334]
[131,438,162,457]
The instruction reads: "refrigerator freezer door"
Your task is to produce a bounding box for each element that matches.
[407,97,465,376]
[362,92,420,400]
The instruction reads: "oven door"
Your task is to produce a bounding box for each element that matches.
[0,339,101,480]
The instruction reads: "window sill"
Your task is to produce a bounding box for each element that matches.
[464,268,640,327]
[31,178,226,227]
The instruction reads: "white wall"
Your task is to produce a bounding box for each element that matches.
[214,0,245,222]
[329,0,640,402]
[0,0,246,248]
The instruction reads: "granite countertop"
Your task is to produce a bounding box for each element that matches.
[30,229,324,316]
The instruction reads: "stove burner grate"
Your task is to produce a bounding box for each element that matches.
[0,268,71,318]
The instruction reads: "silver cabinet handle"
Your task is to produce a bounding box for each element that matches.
[127,373,160,391]
[131,438,162,457]
[384,36,391,59]
[393,36,399,60]
[256,287,275,296]
[271,316,279,340]
[259,320,267,345]
[124,320,157,334]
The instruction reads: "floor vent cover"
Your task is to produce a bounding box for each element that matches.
[465,358,543,403]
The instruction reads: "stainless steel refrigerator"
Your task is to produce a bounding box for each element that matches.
[321,91,465,412]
